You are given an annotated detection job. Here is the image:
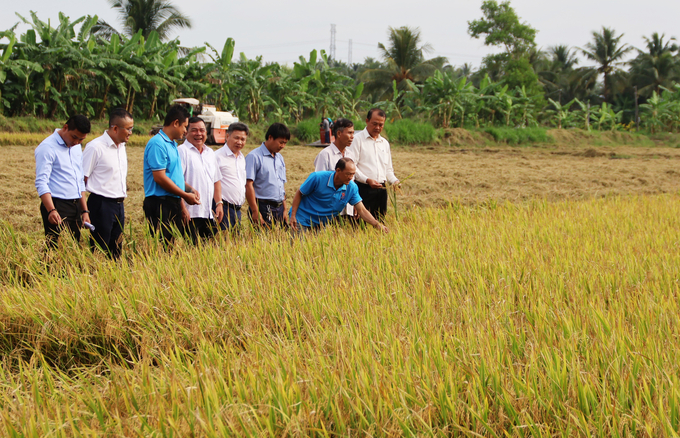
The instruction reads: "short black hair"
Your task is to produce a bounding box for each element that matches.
[332,118,354,137]
[188,116,205,126]
[65,114,91,134]
[109,108,133,127]
[163,104,190,127]
[335,157,355,171]
[228,122,250,135]
[366,108,387,121]
[265,123,290,141]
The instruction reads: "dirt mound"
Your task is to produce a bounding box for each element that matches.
[442,128,489,146]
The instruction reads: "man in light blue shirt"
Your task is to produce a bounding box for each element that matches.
[35,114,91,247]
[245,123,290,227]
[143,105,200,245]
[290,158,388,233]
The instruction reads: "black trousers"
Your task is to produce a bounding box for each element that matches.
[40,198,82,248]
[87,193,125,259]
[250,199,286,227]
[143,196,183,246]
[356,182,388,220]
[185,217,218,243]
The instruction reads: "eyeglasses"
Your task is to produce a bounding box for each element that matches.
[112,125,134,133]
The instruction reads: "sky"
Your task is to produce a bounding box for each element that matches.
[3,0,680,68]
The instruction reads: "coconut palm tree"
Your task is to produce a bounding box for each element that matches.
[361,26,447,102]
[580,27,632,103]
[630,33,679,97]
[94,0,191,41]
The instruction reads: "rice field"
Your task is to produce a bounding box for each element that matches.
[1,136,680,436]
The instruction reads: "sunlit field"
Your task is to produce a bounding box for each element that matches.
[2,137,680,436]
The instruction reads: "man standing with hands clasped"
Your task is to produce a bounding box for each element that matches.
[178,117,224,242]
[82,108,132,259]
[347,108,399,220]
[34,114,91,248]
[143,105,201,245]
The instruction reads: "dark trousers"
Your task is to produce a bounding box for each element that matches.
[185,218,217,243]
[250,199,286,227]
[87,193,125,259]
[143,196,183,246]
[212,200,242,231]
[356,182,388,220]
[40,198,82,248]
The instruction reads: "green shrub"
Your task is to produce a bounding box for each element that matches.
[484,127,552,145]
[383,119,437,145]
[294,119,320,143]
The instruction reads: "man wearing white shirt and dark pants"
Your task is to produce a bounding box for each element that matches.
[82,108,132,259]
[314,118,355,218]
[214,122,249,230]
[347,108,399,220]
[178,117,223,243]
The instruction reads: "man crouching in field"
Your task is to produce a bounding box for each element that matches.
[289,158,387,233]
[143,105,201,246]
[82,108,133,259]
[34,114,91,248]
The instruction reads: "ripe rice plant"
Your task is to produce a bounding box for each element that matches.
[1,194,680,435]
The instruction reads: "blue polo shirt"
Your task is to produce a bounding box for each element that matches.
[292,171,362,227]
[143,130,185,198]
[245,143,286,202]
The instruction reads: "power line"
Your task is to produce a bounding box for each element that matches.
[237,39,328,50]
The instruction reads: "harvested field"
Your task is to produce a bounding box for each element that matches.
[2,140,680,234]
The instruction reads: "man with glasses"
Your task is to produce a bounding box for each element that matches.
[82,108,133,259]
[35,114,91,248]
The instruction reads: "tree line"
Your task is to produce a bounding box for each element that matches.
[1,1,680,134]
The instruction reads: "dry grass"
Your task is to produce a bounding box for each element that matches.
[3,138,680,235]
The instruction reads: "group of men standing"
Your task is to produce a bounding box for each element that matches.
[34,105,397,258]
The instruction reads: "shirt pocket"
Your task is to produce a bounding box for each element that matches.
[277,161,286,182]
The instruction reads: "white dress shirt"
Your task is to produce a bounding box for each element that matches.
[314,143,354,215]
[178,141,220,219]
[314,143,353,172]
[82,131,127,198]
[347,128,398,185]
[214,145,246,206]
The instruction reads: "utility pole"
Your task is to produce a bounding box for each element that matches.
[634,85,640,131]
[348,39,353,65]
[330,24,336,60]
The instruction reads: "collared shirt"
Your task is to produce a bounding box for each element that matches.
[313,143,353,172]
[245,143,286,202]
[82,131,128,199]
[35,129,86,199]
[143,130,184,198]
[178,141,220,219]
[215,145,246,206]
[314,143,354,215]
[291,171,362,227]
[347,128,398,184]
